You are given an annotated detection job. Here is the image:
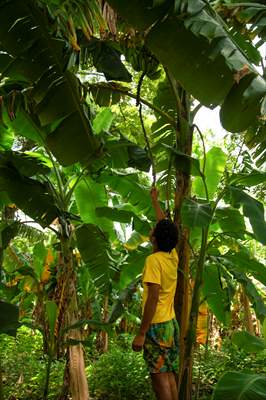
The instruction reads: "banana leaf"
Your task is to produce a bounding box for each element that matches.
[0,0,100,166]
[212,372,266,400]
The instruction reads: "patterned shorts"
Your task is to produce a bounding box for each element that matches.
[143,319,179,374]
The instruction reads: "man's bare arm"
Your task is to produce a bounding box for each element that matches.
[150,186,165,221]
[132,283,160,351]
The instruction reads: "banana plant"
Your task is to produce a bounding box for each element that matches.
[0,0,101,166]
[212,326,266,399]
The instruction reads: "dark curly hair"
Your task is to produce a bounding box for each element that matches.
[153,219,178,252]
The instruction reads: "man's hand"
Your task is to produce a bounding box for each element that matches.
[132,333,145,352]
[150,186,159,202]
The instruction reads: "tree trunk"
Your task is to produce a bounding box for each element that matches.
[178,228,209,400]
[96,294,109,353]
[56,232,89,400]
[241,285,254,334]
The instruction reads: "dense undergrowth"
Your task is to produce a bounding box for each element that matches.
[1,327,266,400]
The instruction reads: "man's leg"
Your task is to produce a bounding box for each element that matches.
[151,372,173,400]
[168,372,178,400]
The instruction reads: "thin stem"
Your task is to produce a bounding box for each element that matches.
[193,124,206,175]
[85,83,176,128]
[45,150,66,210]
[232,140,244,172]
[191,103,202,121]
[64,165,89,205]
[139,103,156,186]
[193,124,209,201]
[0,353,3,400]
[43,354,52,400]
[166,154,173,217]
[136,71,146,107]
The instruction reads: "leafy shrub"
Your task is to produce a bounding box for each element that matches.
[0,327,64,399]
[193,340,266,399]
[87,336,155,400]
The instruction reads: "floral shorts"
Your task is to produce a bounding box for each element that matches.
[143,319,179,374]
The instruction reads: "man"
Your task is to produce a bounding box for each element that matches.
[132,187,179,400]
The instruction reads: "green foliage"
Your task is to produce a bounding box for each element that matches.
[202,264,231,325]
[212,371,266,400]
[74,176,114,236]
[193,147,227,199]
[83,38,132,82]
[0,157,59,227]
[75,223,114,292]
[193,342,266,399]
[0,0,100,166]
[232,331,266,353]
[181,199,213,228]
[226,186,266,244]
[0,327,64,399]
[0,300,20,336]
[220,74,266,132]
[87,342,155,400]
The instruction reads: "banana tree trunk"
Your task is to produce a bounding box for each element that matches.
[0,355,3,400]
[96,294,109,353]
[241,285,254,334]
[56,232,89,400]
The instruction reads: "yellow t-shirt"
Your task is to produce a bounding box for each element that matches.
[142,249,178,324]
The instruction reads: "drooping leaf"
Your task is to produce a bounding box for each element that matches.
[165,145,201,176]
[107,0,172,31]
[124,231,148,251]
[75,223,115,292]
[46,300,57,337]
[0,165,59,227]
[221,251,266,287]
[0,150,51,177]
[232,331,266,353]
[226,268,266,322]
[88,82,125,107]
[245,121,266,168]
[0,0,100,165]
[0,300,20,337]
[93,108,114,135]
[215,207,246,237]
[109,0,266,131]
[202,264,231,325]
[33,242,47,280]
[226,185,266,244]
[108,279,139,323]
[99,173,153,217]
[95,206,134,224]
[74,176,114,237]
[193,147,227,199]
[181,198,213,228]
[118,247,150,289]
[220,74,266,132]
[212,372,266,400]
[228,170,266,187]
[105,136,151,172]
[84,38,132,82]
[0,221,19,249]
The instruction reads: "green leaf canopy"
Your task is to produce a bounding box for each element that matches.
[202,264,231,325]
[226,186,266,245]
[75,223,115,292]
[0,300,20,337]
[181,199,213,228]
[0,163,59,227]
[108,0,266,132]
[232,331,266,354]
[212,372,266,400]
[0,0,101,166]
